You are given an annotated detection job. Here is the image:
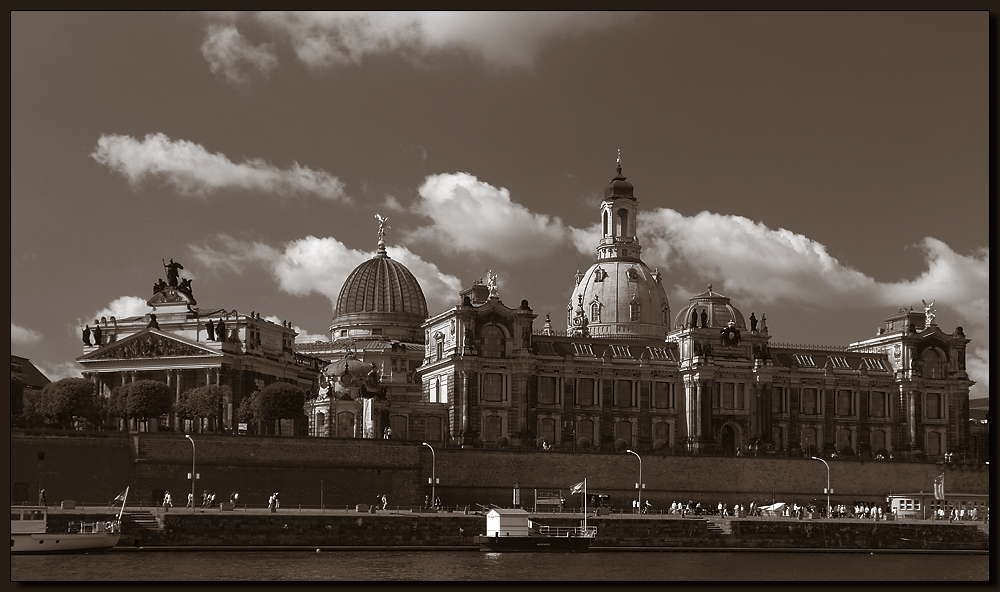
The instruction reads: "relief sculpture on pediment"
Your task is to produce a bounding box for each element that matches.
[92,333,208,360]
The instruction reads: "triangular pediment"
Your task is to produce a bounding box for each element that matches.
[78,329,221,362]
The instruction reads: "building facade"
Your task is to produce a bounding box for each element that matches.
[77,265,323,433]
[415,161,976,459]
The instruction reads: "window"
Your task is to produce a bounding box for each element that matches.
[424,416,442,442]
[722,383,734,409]
[615,380,632,408]
[771,387,784,414]
[615,420,632,443]
[591,303,601,323]
[578,419,595,443]
[736,383,745,410]
[483,415,502,443]
[801,427,817,449]
[611,345,631,357]
[338,412,355,437]
[538,377,557,405]
[648,347,671,360]
[654,422,670,445]
[926,393,942,419]
[537,341,556,355]
[794,354,816,367]
[573,343,595,357]
[483,373,503,402]
[772,426,783,448]
[829,356,850,369]
[617,209,629,237]
[481,326,505,358]
[871,429,886,452]
[577,378,595,406]
[629,300,641,322]
[436,341,443,361]
[863,358,886,371]
[921,349,945,379]
[837,429,851,452]
[836,390,852,416]
[802,388,819,415]
[538,418,556,444]
[869,391,887,418]
[654,382,673,409]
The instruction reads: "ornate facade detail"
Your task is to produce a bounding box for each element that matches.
[88,331,211,360]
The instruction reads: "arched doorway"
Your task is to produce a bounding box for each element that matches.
[721,424,738,456]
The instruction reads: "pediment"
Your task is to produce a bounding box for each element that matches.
[147,287,196,307]
[79,329,221,362]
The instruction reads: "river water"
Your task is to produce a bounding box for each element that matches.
[11,550,988,581]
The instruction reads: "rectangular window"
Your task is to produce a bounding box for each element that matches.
[614,380,632,408]
[802,388,818,415]
[577,379,595,407]
[836,390,852,416]
[869,391,886,418]
[771,387,784,414]
[736,383,745,410]
[538,377,556,405]
[483,373,503,402]
[654,382,672,409]
[722,383,734,409]
[926,393,942,419]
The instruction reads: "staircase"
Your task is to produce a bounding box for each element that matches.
[704,517,731,535]
[124,510,161,532]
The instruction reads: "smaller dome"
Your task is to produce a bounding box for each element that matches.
[604,163,634,199]
[673,285,747,330]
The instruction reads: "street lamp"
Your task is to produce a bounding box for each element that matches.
[185,435,196,512]
[811,456,830,518]
[626,449,643,513]
[422,442,436,506]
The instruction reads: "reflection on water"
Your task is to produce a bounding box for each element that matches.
[12,550,988,582]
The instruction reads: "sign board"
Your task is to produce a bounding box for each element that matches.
[534,489,563,512]
[238,423,248,432]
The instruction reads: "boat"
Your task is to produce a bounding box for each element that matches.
[10,488,127,554]
[476,508,597,552]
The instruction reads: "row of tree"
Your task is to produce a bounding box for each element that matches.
[15,377,305,433]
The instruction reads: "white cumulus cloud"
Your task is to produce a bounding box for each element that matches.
[207,11,631,73]
[34,361,84,382]
[201,23,278,85]
[11,323,43,345]
[406,172,570,262]
[92,133,347,200]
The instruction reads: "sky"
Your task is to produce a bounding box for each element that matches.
[11,12,989,400]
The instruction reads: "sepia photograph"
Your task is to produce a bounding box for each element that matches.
[11,11,988,581]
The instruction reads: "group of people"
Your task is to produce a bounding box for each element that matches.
[423,495,443,510]
[268,492,281,513]
[939,506,983,522]
[632,499,653,513]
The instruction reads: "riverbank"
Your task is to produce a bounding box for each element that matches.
[39,506,989,552]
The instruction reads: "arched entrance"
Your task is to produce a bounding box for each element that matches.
[721,424,738,456]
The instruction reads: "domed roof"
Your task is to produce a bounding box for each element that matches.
[334,245,428,323]
[568,259,671,339]
[673,285,746,330]
[604,162,634,200]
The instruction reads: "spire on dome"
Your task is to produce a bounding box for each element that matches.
[375,214,390,257]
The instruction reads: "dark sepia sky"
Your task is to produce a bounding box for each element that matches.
[10,12,989,398]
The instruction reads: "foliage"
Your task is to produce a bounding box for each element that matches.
[10,375,25,427]
[256,382,305,435]
[238,391,260,424]
[21,388,46,428]
[38,378,101,429]
[126,380,173,420]
[108,385,128,419]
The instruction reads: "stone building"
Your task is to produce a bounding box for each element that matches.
[298,216,449,442]
[416,159,976,459]
[77,264,323,433]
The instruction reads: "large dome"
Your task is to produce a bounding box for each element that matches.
[568,260,671,340]
[673,285,746,330]
[332,244,428,339]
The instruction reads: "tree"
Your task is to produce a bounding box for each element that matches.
[21,388,46,428]
[38,378,100,429]
[10,375,25,428]
[181,385,228,432]
[256,382,305,435]
[108,385,128,430]
[126,380,173,431]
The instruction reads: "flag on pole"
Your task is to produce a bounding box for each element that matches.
[114,488,128,503]
[570,481,585,495]
[933,474,944,500]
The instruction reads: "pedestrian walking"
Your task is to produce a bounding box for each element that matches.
[38,489,46,507]
[381,494,388,510]
[186,492,194,508]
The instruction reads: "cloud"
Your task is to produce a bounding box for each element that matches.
[262,315,329,343]
[191,235,282,274]
[406,172,570,261]
[209,12,630,73]
[34,361,84,382]
[11,323,43,345]
[201,24,278,85]
[92,133,347,200]
[86,296,152,325]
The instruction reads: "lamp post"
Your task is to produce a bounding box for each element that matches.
[811,456,830,518]
[626,449,643,513]
[185,435,196,512]
[422,442,436,505]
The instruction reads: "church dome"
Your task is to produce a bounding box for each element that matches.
[331,223,428,340]
[568,260,671,340]
[673,285,746,330]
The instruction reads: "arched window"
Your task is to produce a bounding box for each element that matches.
[920,348,945,379]
[538,418,556,444]
[654,422,670,445]
[591,302,601,323]
[481,325,505,358]
[483,415,502,443]
[424,416,442,442]
[837,428,851,452]
[871,429,886,453]
[603,210,609,236]
[629,300,641,322]
[615,420,632,443]
[338,412,355,438]
[390,414,408,440]
[617,208,629,237]
[578,419,595,443]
